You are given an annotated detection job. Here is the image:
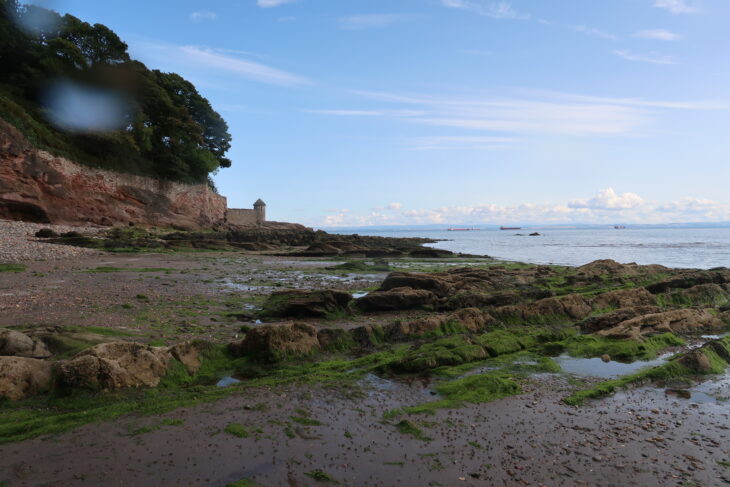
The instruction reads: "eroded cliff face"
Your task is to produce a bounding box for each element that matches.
[0,120,226,228]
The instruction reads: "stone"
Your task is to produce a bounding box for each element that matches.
[259,289,352,318]
[597,308,723,339]
[579,306,661,333]
[355,287,438,312]
[229,322,320,361]
[679,350,713,374]
[0,356,53,400]
[0,329,51,359]
[591,288,657,310]
[56,342,172,391]
[378,272,454,297]
[168,341,209,374]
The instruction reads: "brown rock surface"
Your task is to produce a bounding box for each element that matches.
[579,305,661,333]
[168,341,208,374]
[0,119,226,227]
[260,289,353,318]
[57,342,172,391]
[597,308,723,340]
[0,356,53,400]
[355,287,438,312]
[230,322,320,361]
[0,329,51,359]
[591,288,657,310]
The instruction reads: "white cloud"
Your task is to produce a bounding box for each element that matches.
[304,109,425,117]
[190,11,216,21]
[572,25,618,40]
[568,188,644,210]
[613,49,679,65]
[404,135,518,151]
[653,0,697,14]
[338,14,412,30]
[318,189,730,227]
[130,41,311,87]
[257,0,296,7]
[440,0,529,20]
[634,29,682,41]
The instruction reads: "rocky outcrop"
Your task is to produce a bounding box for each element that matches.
[0,329,51,359]
[355,288,438,312]
[229,323,320,361]
[259,289,353,319]
[597,308,723,340]
[0,356,53,400]
[0,119,226,227]
[168,341,208,374]
[384,308,495,341]
[496,294,592,323]
[591,288,657,310]
[56,342,171,391]
[579,305,661,334]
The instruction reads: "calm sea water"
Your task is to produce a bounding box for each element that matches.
[330,226,730,269]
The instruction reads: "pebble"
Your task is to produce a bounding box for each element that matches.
[0,219,102,263]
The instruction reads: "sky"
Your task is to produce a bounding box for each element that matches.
[29,0,730,227]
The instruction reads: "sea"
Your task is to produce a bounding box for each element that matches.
[329,225,730,270]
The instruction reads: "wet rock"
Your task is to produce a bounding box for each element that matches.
[355,287,438,312]
[575,259,668,282]
[498,294,592,323]
[678,349,713,374]
[444,290,522,310]
[601,354,611,363]
[646,269,730,294]
[259,289,352,319]
[677,283,729,306]
[597,308,723,340]
[316,328,354,351]
[0,329,51,359]
[379,272,454,297]
[57,342,172,391]
[34,228,58,238]
[229,322,320,361]
[0,356,53,400]
[168,341,210,374]
[591,288,657,310]
[409,248,454,258]
[579,305,661,333]
[350,325,383,346]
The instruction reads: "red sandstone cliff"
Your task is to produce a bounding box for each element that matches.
[0,120,227,228]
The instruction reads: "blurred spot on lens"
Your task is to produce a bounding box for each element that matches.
[12,1,60,35]
[42,80,130,133]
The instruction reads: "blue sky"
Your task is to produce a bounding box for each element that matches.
[36,0,730,226]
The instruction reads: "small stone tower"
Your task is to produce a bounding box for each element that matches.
[253,198,266,225]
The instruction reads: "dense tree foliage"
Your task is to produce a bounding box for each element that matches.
[0,0,232,183]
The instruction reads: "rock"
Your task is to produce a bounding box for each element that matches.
[259,289,352,319]
[601,354,611,363]
[229,323,320,361]
[579,305,661,333]
[57,342,172,391]
[409,248,454,258]
[445,290,521,310]
[499,294,592,323]
[34,228,58,238]
[591,288,657,310]
[597,308,723,340]
[646,269,730,294]
[446,308,496,331]
[679,349,713,374]
[385,308,495,341]
[0,356,53,400]
[0,329,51,358]
[355,287,438,312]
[678,283,729,306]
[168,341,209,374]
[316,328,354,351]
[351,325,383,346]
[379,272,454,297]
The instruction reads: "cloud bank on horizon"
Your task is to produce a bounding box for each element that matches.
[318,189,730,227]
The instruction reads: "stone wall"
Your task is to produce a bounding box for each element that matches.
[0,120,227,228]
[227,209,259,226]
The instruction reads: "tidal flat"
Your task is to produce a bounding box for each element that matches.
[1,230,730,487]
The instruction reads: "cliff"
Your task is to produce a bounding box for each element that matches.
[0,120,227,228]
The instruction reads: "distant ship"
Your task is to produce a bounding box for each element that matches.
[614,225,626,229]
[448,228,478,231]
[500,226,521,230]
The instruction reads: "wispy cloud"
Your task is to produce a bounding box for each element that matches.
[634,29,682,41]
[338,14,412,30]
[613,49,679,65]
[190,11,216,22]
[257,0,296,7]
[572,25,618,40]
[440,0,529,20]
[653,0,698,14]
[318,189,730,227]
[404,135,518,151]
[304,109,425,117]
[129,41,310,87]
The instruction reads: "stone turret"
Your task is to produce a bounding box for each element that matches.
[253,198,266,225]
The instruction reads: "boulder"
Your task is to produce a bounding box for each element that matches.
[168,341,209,374]
[259,289,352,319]
[0,356,53,401]
[591,288,656,310]
[355,287,438,312]
[597,308,723,340]
[446,308,495,331]
[57,342,172,391]
[229,322,320,361]
[678,283,729,306]
[379,272,454,297]
[679,349,713,374]
[500,294,592,323]
[0,329,51,359]
[579,305,661,333]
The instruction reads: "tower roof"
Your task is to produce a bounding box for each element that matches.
[253,198,266,207]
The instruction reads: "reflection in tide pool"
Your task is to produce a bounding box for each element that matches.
[555,354,670,379]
